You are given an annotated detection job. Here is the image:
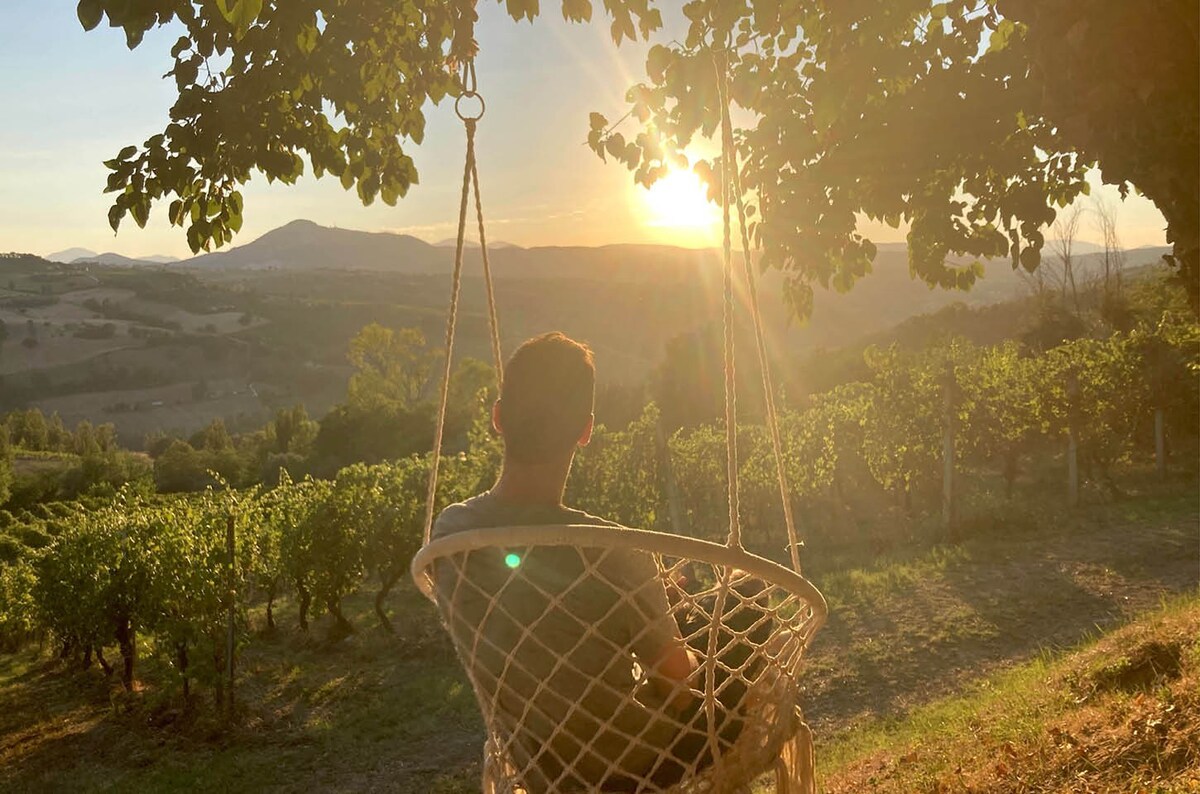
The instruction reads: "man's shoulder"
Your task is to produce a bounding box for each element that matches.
[432,493,494,540]
[433,493,627,539]
[558,506,622,529]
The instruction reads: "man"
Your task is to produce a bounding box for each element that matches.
[432,332,699,791]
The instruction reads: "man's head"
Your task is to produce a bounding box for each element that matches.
[495,332,595,464]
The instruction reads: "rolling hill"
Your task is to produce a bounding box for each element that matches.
[0,225,1174,446]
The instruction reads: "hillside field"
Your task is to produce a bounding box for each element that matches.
[1,234,1172,448]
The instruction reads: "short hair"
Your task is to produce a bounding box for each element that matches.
[498,332,595,463]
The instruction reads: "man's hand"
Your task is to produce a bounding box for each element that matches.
[665,572,689,608]
[647,640,697,712]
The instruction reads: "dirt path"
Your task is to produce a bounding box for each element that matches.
[802,498,1199,737]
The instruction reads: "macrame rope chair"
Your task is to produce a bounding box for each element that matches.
[411,44,828,794]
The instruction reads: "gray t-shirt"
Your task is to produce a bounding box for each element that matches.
[432,492,683,790]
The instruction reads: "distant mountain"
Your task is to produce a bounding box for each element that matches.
[182,219,446,273]
[433,238,522,250]
[47,248,179,266]
[1043,240,1106,256]
[46,247,96,263]
[69,252,175,267]
[174,219,1170,333]
[179,219,714,282]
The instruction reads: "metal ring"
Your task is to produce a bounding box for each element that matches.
[455,91,486,122]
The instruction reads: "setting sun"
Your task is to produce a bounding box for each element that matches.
[639,167,721,234]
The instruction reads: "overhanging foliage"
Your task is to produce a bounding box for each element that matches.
[80,0,1197,314]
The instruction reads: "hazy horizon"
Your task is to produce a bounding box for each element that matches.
[23,216,1175,266]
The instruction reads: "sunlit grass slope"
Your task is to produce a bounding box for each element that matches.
[816,594,1200,793]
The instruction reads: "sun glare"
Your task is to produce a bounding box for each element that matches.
[640,168,720,236]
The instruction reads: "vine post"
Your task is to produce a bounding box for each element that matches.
[1065,369,1081,508]
[225,512,235,723]
[656,416,685,535]
[1155,408,1166,480]
[941,361,958,542]
[1152,341,1167,480]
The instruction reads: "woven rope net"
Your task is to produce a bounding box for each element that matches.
[413,526,826,793]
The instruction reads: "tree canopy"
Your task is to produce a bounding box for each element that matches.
[82,0,1197,313]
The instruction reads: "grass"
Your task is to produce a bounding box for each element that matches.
[816,593,1200,792]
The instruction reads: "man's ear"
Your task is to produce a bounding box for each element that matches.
[492,400,503,436]
[578,414,594,448]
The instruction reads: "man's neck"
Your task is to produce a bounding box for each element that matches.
[490,455,573,506]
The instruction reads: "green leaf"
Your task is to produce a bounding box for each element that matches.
[647,45,671,81]
[1019,244,1040,273]
[604,133,627,159]
[216,0,237,23]
[117,146,137,161]
[987,19,1015,54]
[130,196,150,229]
[108,204,126,233]
[561,0,592,23]
[217,0,263,37]
[296,24,319,55]
[77,0,103,31]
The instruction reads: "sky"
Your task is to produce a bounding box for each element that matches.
[0,1,1170,260]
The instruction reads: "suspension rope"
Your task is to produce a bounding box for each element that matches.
[423,64,496,546]
[472,157,504,382]
[715,49,742,551]
[715,47,803,573]
[459,59,504,379]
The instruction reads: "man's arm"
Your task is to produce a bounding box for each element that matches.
[609,551,698,712]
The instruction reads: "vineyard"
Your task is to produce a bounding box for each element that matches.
[0,311,1196,711]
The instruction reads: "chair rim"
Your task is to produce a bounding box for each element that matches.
[411,523,828,635]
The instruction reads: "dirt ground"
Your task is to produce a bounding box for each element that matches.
[802,495,1200,736]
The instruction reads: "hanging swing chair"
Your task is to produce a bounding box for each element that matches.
[411,43,827,794]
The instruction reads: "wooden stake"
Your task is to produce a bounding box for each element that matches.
[226,513,235,722]
[942,361,958,541]
[1155,407,1166,480]
[1066,369,1080,508]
